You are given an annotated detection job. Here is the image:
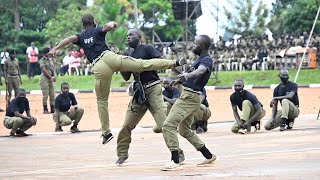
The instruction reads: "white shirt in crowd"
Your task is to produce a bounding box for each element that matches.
[0,51,9,65]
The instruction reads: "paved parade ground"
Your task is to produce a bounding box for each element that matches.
[0,88,319,179]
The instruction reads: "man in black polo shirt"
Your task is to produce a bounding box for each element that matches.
[161,35,218,171]
[54,82,84,133]
[116,29,185,165]
[265,69,299,131]
[3,89,37,137]
[230,79,265,134]
[49,14,185,145]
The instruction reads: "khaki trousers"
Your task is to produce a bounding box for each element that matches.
[93,50,175,135]
[39,75,55,106]
[58,108,84,126]
[3,116,33,133]
[231,100,266,133]
[264,99,299,130]
[162,90,205,151]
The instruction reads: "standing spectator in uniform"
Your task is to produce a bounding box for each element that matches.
[265,69,299,131]
[54,82,84,132]
[230,79,265,134]
[116,29,185,165]
[39,48,56,114]
[4,49,22,102]
[161,35,218,171]
[3,89,37,137]
[48,14,184,145]
[26,42,39,80]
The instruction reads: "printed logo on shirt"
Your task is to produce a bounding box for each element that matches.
[84,37,94,44]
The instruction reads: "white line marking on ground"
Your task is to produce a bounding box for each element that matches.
[0,147,319,176]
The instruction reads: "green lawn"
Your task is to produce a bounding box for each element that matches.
[0,69,319,91]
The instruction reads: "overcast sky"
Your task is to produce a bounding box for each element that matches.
[196,0,275,38]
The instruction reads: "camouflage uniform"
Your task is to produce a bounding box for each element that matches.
[4,57,21,102]
[39,56,56,113]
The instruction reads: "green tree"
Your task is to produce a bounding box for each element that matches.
[269,0,320,34]
[223,0,269,36]
[98,0,131,51]
[135,0,184,42]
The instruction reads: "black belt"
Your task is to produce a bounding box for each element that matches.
[183,87,202,95]
[143,80,160,88]
[92,50,109,66]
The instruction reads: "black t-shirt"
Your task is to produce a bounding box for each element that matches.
[273,81,299,106]
[6,98,30,117]
[55,92,78,112]
[184,55,213,91]
[230,90,262,111]
[127,44,161,84]
[75,26,110,62]
[163,87,180,99]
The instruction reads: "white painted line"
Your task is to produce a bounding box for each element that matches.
[69,89,79,93]
[244,85,253,90]
[205,86,216,90]
[309,84,320,88]
[0,147,319,176]
[30,90,42,95]
[270,84,278,89]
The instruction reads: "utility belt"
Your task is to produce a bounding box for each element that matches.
[8,74,18,78]
[183,87,202,95]
[92,50,109,66]
[143,80,160,89]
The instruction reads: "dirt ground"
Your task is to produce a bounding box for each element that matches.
[0,88,319,136]
[0,88,320,179]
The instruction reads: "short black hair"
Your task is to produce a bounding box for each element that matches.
[235,79,244,84]
[128,28,142,38]
[60,82,69,88]
[18,88,26,94]
[82,14,95,27]
[199,35,211,49]
[43,48,50,54]
[8,49,15,55]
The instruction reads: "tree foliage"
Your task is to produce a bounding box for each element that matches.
[223,0,269,36]
[269,0,320,34]
[136,0,184,42]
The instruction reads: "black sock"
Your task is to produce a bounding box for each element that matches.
[171,150,179,164]
[199,145,213,159]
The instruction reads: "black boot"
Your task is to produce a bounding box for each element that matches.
[50,105,55,113]
[280,118,287,131]
[43,105,50,114]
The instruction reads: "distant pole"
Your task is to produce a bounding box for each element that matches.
[216,0,218,36]
[152,0,155,44]
[134,0,138,28]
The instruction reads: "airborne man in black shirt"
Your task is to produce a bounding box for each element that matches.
[48,14,185,145]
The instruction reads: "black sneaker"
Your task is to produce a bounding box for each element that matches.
[101,133,113,145]
[70,125,80,133]
[254,121,261,132]
[115,156,128,166]
[280,125,286,131]
[16,130,29,136]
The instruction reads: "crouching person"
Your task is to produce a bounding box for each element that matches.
[54,82,84,133]
[3,88,37,137]
[230,79,265,134]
